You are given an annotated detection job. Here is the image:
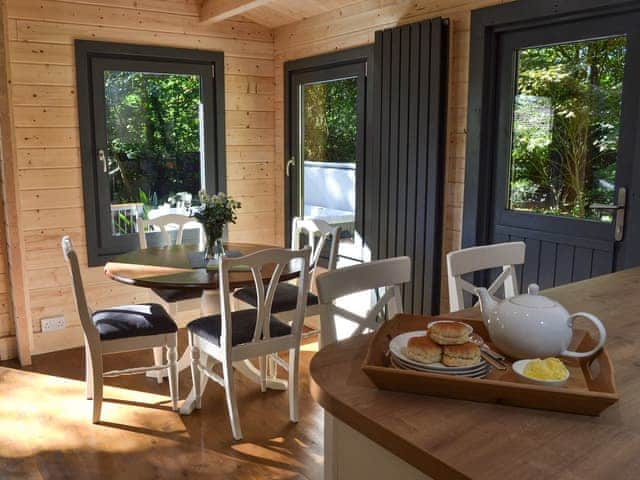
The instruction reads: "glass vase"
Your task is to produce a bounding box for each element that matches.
[203,224,225,264]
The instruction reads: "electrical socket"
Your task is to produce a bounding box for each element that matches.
[41,315,65,332]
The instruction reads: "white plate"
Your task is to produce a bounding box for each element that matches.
[512,359,569,386]
[391,353,488,372]
[390,356,490,378]
[391,355,490,376]
[389,331,486,372]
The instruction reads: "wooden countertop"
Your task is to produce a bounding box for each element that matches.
[309,267,640,479]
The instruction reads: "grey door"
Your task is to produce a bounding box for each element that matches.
[490,13,640,289]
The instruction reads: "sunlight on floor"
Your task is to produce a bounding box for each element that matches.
[0,366,187,459]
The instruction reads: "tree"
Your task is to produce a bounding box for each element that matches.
[104,71,201,206]
[303,78,357,163]
[510,36,625,220]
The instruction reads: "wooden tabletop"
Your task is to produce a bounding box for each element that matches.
[310,267,640,479]
[104,242,301,290]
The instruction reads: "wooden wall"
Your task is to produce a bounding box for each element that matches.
[0,0,518,359]
[272,0,511,311]
[2,0,277,356]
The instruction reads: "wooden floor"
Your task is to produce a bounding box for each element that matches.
[0,329,324,479]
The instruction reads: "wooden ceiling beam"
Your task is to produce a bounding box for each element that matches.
[200,0,275,24]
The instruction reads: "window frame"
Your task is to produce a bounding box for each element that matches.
[75,40,226,266]
[283,46,372,256]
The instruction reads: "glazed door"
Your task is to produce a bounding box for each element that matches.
[490,12,640,289]
[287,59,367,263]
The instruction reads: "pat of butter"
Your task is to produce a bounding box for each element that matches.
[523,357,568,381]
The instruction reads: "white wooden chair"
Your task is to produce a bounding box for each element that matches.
[137,213,204,314]
[446,241,526,312]
[137,214,203,250]
[138,214,203,382]
[61,236,179,423]
[233,217,340,336]
[315,256,411,348]
[186,246,311,440]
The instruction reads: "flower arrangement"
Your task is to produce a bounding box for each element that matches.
[192,191,241,261]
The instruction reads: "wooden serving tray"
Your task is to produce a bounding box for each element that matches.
[362,314,619,415]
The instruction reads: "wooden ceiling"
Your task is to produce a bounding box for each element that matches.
[200,0,361,28]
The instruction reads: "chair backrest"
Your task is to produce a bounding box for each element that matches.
[291,217,341,284]
[446,241,526,312]
[315,256,411,348]
[218,247,311,351]
[61,236,100,345]
[137,214,202,249]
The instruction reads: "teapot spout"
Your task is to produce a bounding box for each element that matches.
[474,287,498,324]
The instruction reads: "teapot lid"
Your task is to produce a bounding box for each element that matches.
[508,284,558,308]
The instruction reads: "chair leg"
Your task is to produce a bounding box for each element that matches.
[152,347,164,384]
[222,359,242,440]
[189,332,202,410]
[258,356,267,393]
[85,341,93,400]
[166,342,179,411]
[268,353,278,379]
[91,353,103,424]
[288,347,300,423]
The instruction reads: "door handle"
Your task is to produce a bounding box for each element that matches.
[97,149,107,173]
[589,187,626,241]
[286,156,296,177]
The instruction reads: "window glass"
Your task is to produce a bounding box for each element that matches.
[302,78,358,258]
[104,71,202,235]
[508,36,626,222]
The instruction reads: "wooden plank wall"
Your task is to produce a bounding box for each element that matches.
[2,0,277,356]
[273,0,512,312]
[0,1,24,361]
[0,0,519,358]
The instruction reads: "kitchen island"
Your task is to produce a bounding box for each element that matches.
[310,267,640,479]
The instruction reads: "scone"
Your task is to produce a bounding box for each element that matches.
[428,321,471,345]
[442,343,481,367]
[406,335,442,364]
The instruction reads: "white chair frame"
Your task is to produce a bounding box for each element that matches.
[187,247,311,440]
[233,217,339,379]
[61,236,178,423]
[286,217,341,330]
[315,256,411,349]
[446,241,526,312]
[234,217,340,330]
[138,214,203,382]
[137,214,203,249]
[316,256,410,480]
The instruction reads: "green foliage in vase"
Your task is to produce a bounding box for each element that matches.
[509,36,625,221]
[192,191,242,234]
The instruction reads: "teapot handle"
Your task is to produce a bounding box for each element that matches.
[561,312,607,358]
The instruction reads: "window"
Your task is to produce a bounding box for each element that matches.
[508,37,626,222]
[76,42,225,265]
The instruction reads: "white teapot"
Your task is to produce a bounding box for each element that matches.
[475,284,606,360]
